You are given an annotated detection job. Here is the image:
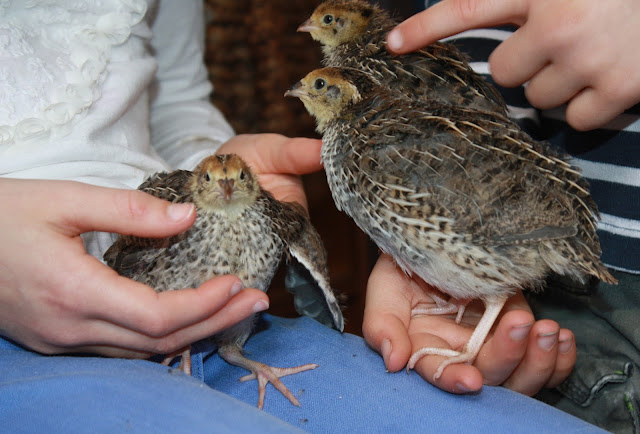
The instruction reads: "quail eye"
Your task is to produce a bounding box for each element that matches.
[314,78,326,90]
[205,173,211,182]
[322,14,333,24]
[239,170,246,181]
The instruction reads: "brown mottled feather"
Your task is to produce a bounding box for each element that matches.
[103,170,194,275]
[288,67,616,299]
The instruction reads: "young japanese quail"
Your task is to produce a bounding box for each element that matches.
[104,154,343,409]
[298,0,507,114]
[286,67,616,380]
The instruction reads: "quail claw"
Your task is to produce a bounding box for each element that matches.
[161,346,192,376]
[219,344,317,409]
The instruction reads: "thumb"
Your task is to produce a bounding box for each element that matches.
[362,254,413,372]
[46,180,196,238]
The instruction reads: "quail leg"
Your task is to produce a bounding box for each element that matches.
[161,346,192,376]
[412,295,468,323]
[407,295,509,380]
[218,344,318,409]
[412,281,468,323]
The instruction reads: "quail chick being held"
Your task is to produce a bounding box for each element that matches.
[104,154,343,409]
[286,67,616,380]
[298,0,507,114]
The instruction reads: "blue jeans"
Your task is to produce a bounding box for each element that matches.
[0,314,601,433]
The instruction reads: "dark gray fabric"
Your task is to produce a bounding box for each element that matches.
[532,271,640,433]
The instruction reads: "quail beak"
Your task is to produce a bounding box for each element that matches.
[284,81,307,99]
[218,178,235,201]
[297,19,318,33]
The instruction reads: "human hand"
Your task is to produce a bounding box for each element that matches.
[362,254,576,395]
[386,0,640,131]
[0,178,269,359]
[217,133,323,209]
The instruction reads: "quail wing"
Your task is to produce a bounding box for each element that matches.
[103,170,194,277]
[274,200,344,332]
[330,96,608,291]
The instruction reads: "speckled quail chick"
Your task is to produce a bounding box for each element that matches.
[298,0,507,114]
[286,67,616,380]
[104,154,343,409]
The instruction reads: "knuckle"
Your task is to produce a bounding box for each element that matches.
[451,0,484,23]
[361,315,379,341]
[523,83,547,109]
[27,339,60,355]
[36,326,80,349]
[141,314,171,338]
[151,338,180,355]
[598,71,637,106]
[115,189,149,221]
[565,105,596,131]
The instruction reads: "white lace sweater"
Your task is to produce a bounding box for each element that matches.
[0,0,235,257]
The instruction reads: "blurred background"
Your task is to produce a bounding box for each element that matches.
[203,0,420,336]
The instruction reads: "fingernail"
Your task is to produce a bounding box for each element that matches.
[381,339,392,368]
[456,382,475,393]
[253,300,269,313]
[558,338,574,354]
[229,281,243,297]
[509,323,533,342]
[167,203,194,222]
[538,332,558,351]
[387,30,403,51]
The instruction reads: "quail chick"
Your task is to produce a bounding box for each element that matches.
[286,67,616,380]
[104,154,343,409]
[298,0,507,114]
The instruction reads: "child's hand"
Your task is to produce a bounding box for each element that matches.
[387,0,640,131]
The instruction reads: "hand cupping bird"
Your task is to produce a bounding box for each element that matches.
[105,154,343,409]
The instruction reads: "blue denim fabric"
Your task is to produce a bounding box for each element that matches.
[0,315,601,433]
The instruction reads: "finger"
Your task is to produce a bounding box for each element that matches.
[502,320,560,396]
[408,327,483,394]
[46,181,196,237]
[261,136,323,175]
[83,263,260,337]
[487,24,555,88]
[565,86,629,131]
[218,134,323,175]
[523,63,586,109]
[66,287,268,357]
[362,254,413,372]
[68,345,154,359]
[257,173,308,207]
[545,328,576,389]
[387,0,528,54]
[473,309,535,386]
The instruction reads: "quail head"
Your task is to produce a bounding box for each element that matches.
[286,67,617,380]
[298,0,507,114]
[104,153,343,409]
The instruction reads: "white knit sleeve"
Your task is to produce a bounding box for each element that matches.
[149,0,235,170]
